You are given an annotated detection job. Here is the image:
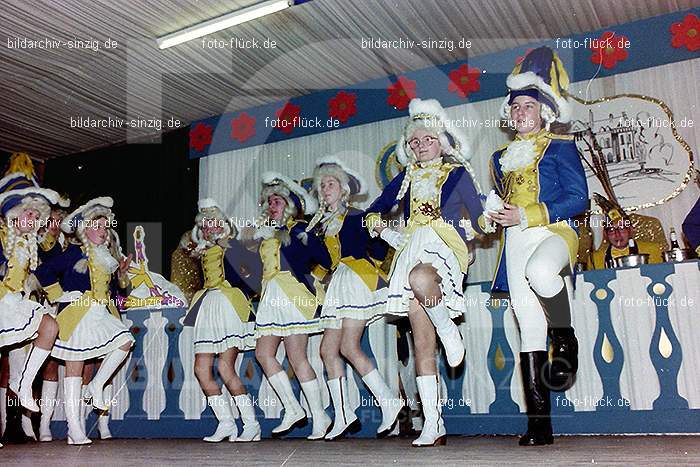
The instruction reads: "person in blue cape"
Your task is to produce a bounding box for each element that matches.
[364,98,487,447]
[35,196,134,445]
[183,198,260,443]
[485,46,589,446]
[0,167,61,442]
[307,157,400,440]
[252,173,332,440]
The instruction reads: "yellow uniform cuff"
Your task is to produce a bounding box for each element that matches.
[523,203,550,228]
[44,282,64,303]
[312,264,328,282]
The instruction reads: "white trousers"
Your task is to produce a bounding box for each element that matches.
[505,225,570,352]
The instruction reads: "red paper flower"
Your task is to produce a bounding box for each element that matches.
[231,112,256,143]
[328,91,357,123]
[386,76,416,110]
[447,64,481,98]
[189,122,213,152]
[671,13,700,52]
[590,31,629,69]
[274,102,301,134]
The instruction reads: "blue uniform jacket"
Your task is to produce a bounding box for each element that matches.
[490,138,589,292]
[35,244,124,305]
[272,220,332,295]
[365,165,486,241]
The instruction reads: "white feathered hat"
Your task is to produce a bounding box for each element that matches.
[191,197,235,248]
[311,156,367,197]
[260,171,318,217]
[61,196,114,234]
[395,98,472,167]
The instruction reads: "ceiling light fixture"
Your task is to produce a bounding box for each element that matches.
[157,0,293,49]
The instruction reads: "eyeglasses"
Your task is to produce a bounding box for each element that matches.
[407,135,438,149]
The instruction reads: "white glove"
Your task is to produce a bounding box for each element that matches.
[253,224,276,240]
[380,228,408,250]
[483,189,505,219]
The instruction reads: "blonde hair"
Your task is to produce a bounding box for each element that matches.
[4,218,39,271]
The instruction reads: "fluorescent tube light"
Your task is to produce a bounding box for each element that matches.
[157,0,291,49]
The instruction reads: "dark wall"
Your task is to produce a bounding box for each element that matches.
[42,127,198,276]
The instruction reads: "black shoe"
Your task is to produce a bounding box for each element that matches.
[548,327,579,391]
[518,351,553,447]
[1,393,30,444]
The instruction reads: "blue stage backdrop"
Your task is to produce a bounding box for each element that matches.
[188,9,700,159]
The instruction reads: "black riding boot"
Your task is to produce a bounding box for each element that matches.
[537,279,579,391]
[518,351,553,446]
[1,392,29,444]
[548,326,578,391]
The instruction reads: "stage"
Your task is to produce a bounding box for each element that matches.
[2,436,698,466]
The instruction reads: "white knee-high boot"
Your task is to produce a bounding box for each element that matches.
[65,377,91,445]
[233,394,260,442]
[362,369,402,434]
[22,413,36,440]
[412,375,446,447]
[203,393,237,442]
[300,378,331,440]
[325,377,358,440]
[86,349,129,410]
[268,371,306,435]
[9,346,51,413]
[424,303,465,367]
[97,385,113,439]
[81,384,90,436]
[39,380,58,441]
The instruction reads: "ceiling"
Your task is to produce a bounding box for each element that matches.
[1,0,696,160]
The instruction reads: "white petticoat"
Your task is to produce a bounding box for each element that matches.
[320,262,388,329]
[192,289,256,354]
[255,277,321,337]
[0,292,48,348]
[52,304,134,361]
[386,225,465,318]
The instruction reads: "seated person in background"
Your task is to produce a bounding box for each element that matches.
[588,216,663,269]
[681,195,700,255]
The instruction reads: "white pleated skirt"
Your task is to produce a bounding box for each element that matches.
[386,225,465,318]
[0,292,47,348]
[52,304,134,361]
[320,262,388,329]
[192,289,256,354]
[255,276,321,337]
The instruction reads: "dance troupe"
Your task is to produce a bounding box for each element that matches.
[0,47,588,448]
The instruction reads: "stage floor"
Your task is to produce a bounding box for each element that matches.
[2,436,698,465]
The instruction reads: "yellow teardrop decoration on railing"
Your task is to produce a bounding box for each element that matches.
[494,344,505,371]
[602,333,614,363]
[659,328,673,358]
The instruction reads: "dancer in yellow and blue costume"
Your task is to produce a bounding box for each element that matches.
[365,98,486,447]
[485,47,589,446]
[36,197,71,443]
[0,164,60,437]
[183,198,261,443]
[252,172,333,440]
[35,196,134,445]
[307,157,401,440]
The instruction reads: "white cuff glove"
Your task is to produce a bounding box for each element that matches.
[483,189,505,219]
[518,206,528,229]
[380,228,408,250]
[253,224,276,240]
